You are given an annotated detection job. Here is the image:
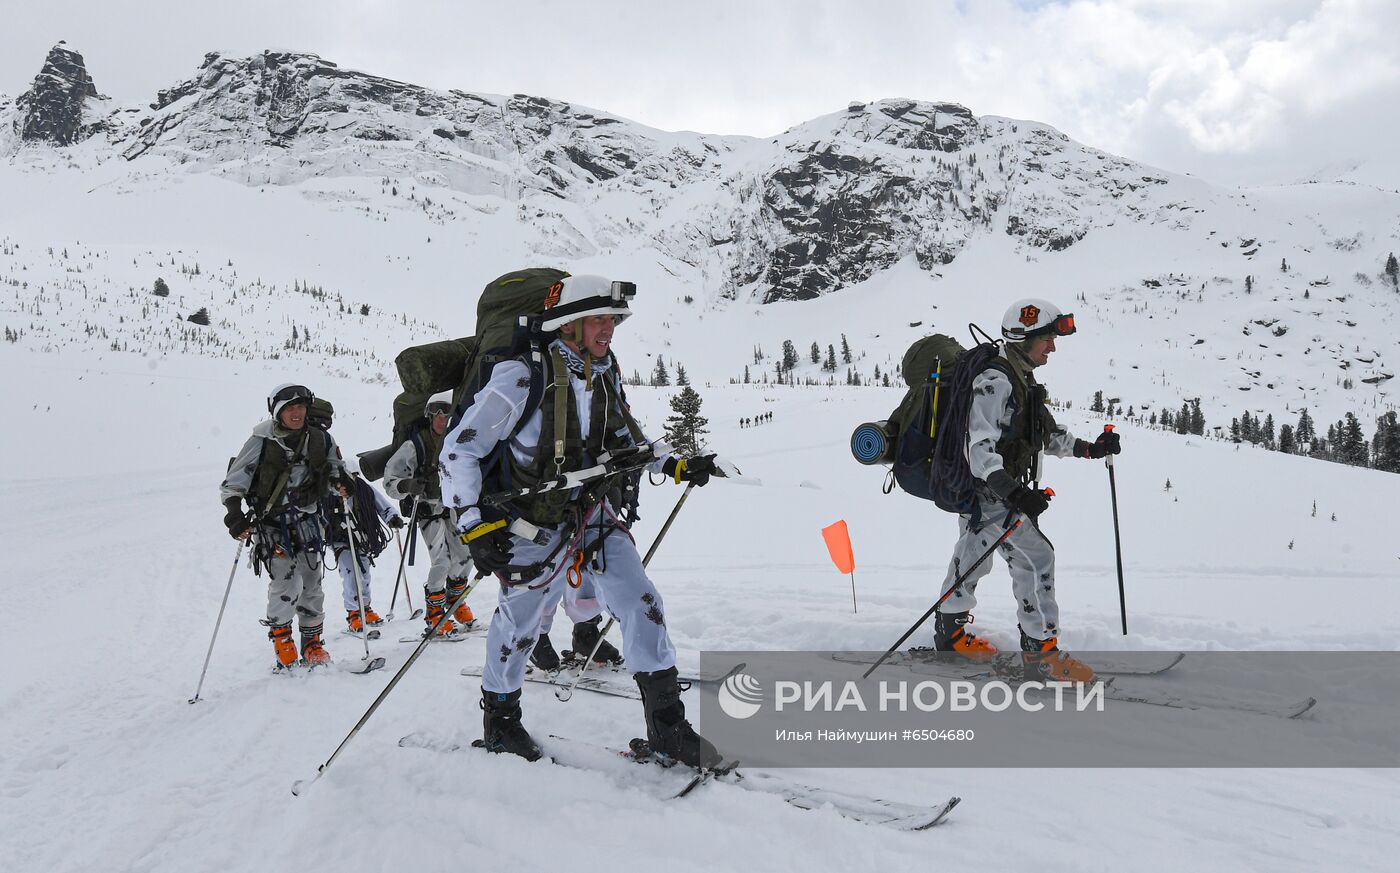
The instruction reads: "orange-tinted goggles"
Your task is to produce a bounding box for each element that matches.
[1026,313,1076,339]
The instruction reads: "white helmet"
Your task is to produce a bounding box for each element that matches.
[1000,298,1077,342]
[267,382,314,419]
[540,274,635,332]
[425,390,453,417]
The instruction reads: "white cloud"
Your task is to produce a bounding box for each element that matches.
[1,0,1396,186]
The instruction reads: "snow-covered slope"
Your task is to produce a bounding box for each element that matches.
[2,347,1398,873]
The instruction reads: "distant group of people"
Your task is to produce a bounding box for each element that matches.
[739,412,773,428]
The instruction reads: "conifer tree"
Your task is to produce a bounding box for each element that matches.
[1373,411,1400,472]
[1340,413,1368,467]
[663,386,709,456]
[1295,409,1315,448]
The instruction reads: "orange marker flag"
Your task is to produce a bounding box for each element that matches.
[821,520,858,613]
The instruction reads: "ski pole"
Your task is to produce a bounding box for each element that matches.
[1103,425,1128,635]
[388,496,419,618]
[292,576,478,797]
[556,482,697,702]
[407,504,420,567]
[188,537,247,704]
[861,515,1025,679]
[342,495,374,662]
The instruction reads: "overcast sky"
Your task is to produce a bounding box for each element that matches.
[4,0,1396,187]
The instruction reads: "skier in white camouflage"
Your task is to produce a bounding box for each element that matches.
[221,384,350,669]
[325,470,402,634]
[308,398,402,635]
[439,274,720,765]
[933,300,1122,682]
[383,392,476,638]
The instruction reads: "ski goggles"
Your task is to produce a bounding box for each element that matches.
[1028,313,1076,339]
[426,401,453,417]
[268,384,314,413]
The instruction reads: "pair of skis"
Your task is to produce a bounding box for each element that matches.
[397,731,960,831]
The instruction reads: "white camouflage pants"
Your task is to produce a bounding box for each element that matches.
[480,510,675,694]
[262,545,326,629]
[256,514,326,628]
[936,499,1061,641]
[417,514,473,593]
[334,549,374,613]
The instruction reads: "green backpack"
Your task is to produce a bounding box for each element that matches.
[358,268,571,480]
[307,396,335,431]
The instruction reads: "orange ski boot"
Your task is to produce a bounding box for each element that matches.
[424,590,458,638]
[269,623,298,669]
[447,580,475,628]
[1020,629,1095,683]
[933,611,999,663]
[300,624,332,667]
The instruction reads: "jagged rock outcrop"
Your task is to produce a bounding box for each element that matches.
[119,50,708,199]
[15,42,105,145]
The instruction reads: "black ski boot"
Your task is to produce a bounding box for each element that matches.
[932,611,998,662]
[572,616,622,665]
[530,633,561,672]
[480,689,542,761]
[634,667,723,769]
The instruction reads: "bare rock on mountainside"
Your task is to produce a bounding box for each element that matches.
[6,45,1204,304]
[15,42,106,145]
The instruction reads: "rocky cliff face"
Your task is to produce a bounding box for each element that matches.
[5,46,1192,304]
[14,43,105,145]
[118,50,718,197]
[680,103,1183,301]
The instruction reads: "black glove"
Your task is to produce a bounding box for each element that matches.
[662,454,717,487]
[460,519,514,572]
[1006,486,1052,518]
[1075,430,1122,459]
[397,477,424,496]
[984,470,1051,519]
[223,497,252,539]
[388,516,405,529]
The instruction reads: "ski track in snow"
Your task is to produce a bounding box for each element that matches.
[2,346,1398,872]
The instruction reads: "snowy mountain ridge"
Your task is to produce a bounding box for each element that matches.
[2,43,1398,437]
[3,45,1202,303]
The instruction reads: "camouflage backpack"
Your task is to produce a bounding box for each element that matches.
[357,268,570,480]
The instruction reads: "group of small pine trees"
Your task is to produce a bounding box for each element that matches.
[1091,391,1205,435]
[631,356,690,387]
[1231,407,1400,472]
